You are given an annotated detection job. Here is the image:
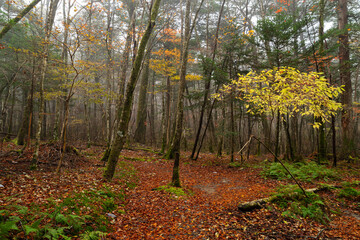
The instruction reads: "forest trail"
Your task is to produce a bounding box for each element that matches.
[107,149,346,239]
[109,150,283,239]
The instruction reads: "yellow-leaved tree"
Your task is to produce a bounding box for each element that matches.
[215,66,343,160]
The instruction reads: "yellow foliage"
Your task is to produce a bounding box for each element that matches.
[215,67,343,125]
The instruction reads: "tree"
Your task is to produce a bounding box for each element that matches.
[216,67,343,158]
[338,0,354,159]
[103,0,162,181]
[166,0,205,187]
[134,47,151,143]
[31,0,60,169]
[190,0,226,160]
[149,28,181,152]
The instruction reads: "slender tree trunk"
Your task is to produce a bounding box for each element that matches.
[166,0,205,188]
[217,103,226,157]
[274,110,281,160]
[6,87,16,138]
[104,0,161,181]
[282,116,294,161]
[190,0,226,159]
[194,99,217,160]
[161,92,167,153]
[338,0,354,159]
[165,0,204,160]
[101,3,136,162]
[150,72,156,147]
[0,86,10,132]
[317,0,327,162]
[105,0,114,146]
[41,101,47,140]
[332,115,337,167]
[230,92,235,162]
[31,0,60,169]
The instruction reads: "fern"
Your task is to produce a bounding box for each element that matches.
[80,230,107,240]
[0,218,19,238]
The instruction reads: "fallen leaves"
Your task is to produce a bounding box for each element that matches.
[1,143,360,239]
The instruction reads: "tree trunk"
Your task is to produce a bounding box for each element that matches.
[0,0,41,39]
[190,0,226,159]
[230,92,235,162]
[105,0,114,146]
[274,110,281,161]
[282,116,294,161]
[217,103,226,157]
[31,0,60,169]
[338,0,354,159]
[165,0,204,160]
[134,50,151,143]
[165,0,191,160]
[101,2,136,162]
[6,87,16,138]
[104,0,161,181]
[150,72,156,147]
[317,0,327,162]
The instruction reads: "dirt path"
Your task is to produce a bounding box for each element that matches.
[108,152,323,239]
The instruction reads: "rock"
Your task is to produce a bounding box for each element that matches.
[106,213,117,218]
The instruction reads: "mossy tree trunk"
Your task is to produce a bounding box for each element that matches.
[134,51,151,143]
[0,0,41,39]
[101,2,136,162]
[104,0,161,181]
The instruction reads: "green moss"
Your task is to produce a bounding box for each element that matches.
[153,185,192,197]
[229,161,242,168]
[262,161,338,182]
[341,180,360,187]
[271,185,329,224]
[338,187,360,199]
[123,156,150,162]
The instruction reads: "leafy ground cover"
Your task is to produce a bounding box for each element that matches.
[1,142,360,239]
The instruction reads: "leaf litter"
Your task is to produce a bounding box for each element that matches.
[1,142,359,239]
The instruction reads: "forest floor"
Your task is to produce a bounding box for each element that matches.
[1,142,360,239]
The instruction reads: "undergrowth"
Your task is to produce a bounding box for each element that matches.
[271,185,330,224]
[114,161,139,189]
[0,185,124,240]
[262,161,338,182]
[338,181,360,200]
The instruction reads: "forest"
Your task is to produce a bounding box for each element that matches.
[1,0,360,239]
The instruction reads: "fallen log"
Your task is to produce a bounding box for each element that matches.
[238,185,340,211]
